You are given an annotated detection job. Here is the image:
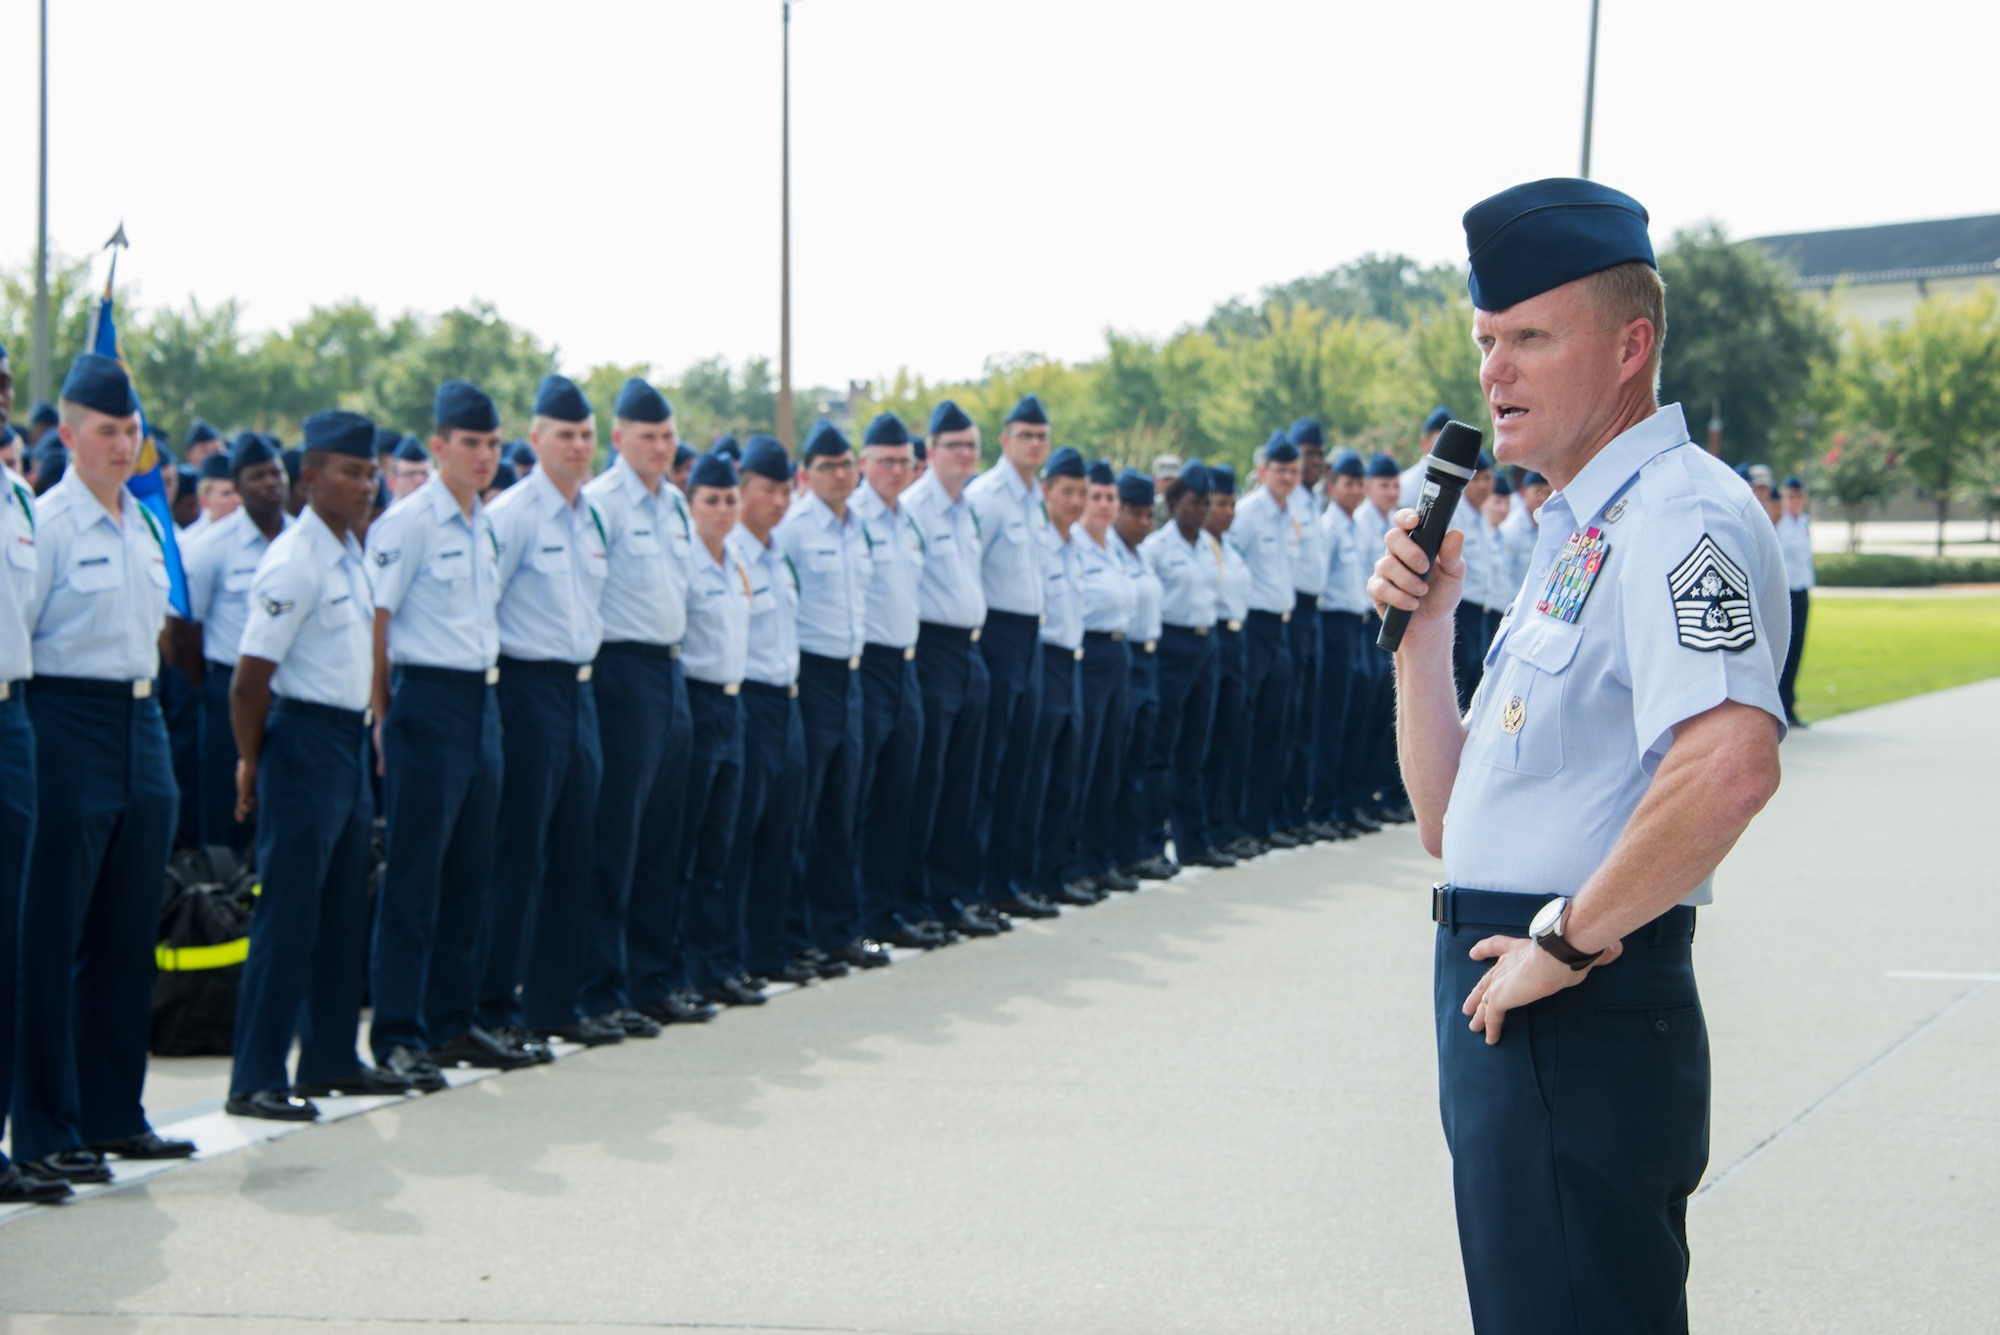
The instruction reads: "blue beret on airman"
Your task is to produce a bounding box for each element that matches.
[1004,394,1048,426]
[393,435,430,464]
[489,460,518,492]
[863,412,911,447]
[1178,458,1211,496]
[1116,467,1152,508]
[1330,449,1365,479]
[1043,446,1085,480]
[229,432,280,472]
[613,377,672,423]
[435,379,499,432]
[59,353,139,417]
[1464,177,1655,312]
[533,374,591,423]
[1209,463,1237,495]
[708,434,741,463]
[1287,418,1325,448]
[1366,452,1400,479]
[929,400,973,435]
[674,443,696,467]
[185,420,220,449]
[1086,459,1116,487]
[1423,406,1454,435]
[740,434,795,483]
[301,410,377,460]
[802,418,852,459]
[688,452,739,490]
[1521,470,1548,488]
[29,402,59,428]
[1263,429,1300,464]
[198,452,233,481]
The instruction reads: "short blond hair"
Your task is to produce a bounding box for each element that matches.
[1585,262,1667,390]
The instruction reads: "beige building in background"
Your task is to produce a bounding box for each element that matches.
[1752,213,2000,328]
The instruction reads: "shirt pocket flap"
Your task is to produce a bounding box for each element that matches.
[7,540,37,572]
[1506,614,1582,675]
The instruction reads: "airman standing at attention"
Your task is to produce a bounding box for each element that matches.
[1281,420,1329,842]
[1200,463,1256,860]
[1111,468,1171,882]
[1068,460,1138,893]
[1024,446,1093,906]
[1228,433,1301,850]
[1306,448,1371,842]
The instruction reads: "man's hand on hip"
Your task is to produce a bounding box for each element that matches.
[1461,933,1625,1045]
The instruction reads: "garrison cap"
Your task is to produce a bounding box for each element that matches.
[175,468,197,501]
[435,379,499,432]
[532,374,591,423]
[228,432,281,472]
[688,452,739,490]
[505,439,537,467]
[185,420,221,449]
[1474,450,1494,473]
[613,377,673,423]
[1043,446,1085,480]
[1287,418,1325,448]
[740,433,795,483]
[59,353,140,417]
[1177,458,1212,496]
[1116,467,1153,507]
[912,437,927,462]
[801,418,852,460]
[301,410,377,460]
[1423,406,1454,435]
[280,447,303,482]
[1732,462,1753,482]
[1330,448,1365,478]
[1263,429,1300,464]
[488,460,518,491]
[1747,463,1776,490]
[1783,474,1804,490]
[1004,394,1048,426]
[929,400,973,435]
[36,444,68,486]
[708,434,741,463]
[1520,470,1548,488]
[1086,459,1116,487]
[1493,471,1514,496]
[673,442,697,468]
[393,435,430,464]
[1463,177,1655,312]
[1366,452,1400,479]
[371,426,402,458]
[29,402,59,428]
[862,412,912,447]
[198,452,233,481]
[1209,463,1237,496]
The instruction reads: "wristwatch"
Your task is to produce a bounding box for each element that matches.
[1530,897,1603,972]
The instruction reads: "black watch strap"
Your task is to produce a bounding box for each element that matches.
[1533,902,1604,971]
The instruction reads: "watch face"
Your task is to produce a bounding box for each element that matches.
[1530,897,1567,939]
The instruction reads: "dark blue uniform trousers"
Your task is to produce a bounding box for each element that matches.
[855,645,924,938]
[975,611,1044,906]
[162,662,202,850]
[369,669,502,1062]
[11,684,176,1162]
[1239,610,1292,838]
[0,691,35,1170]
[1360,617,1405,810]
[717,683,806,980]
[677,681,745,991]
[198,660,249,851]
[1453,600,1495,714]
[1026,644,1083,895]
[1148,626,1219,862]
[1308,610,1365,824]
[1068,632,1130,883]
[1201,624,1250,849]
[1114,646,1161,866]
[229,702,373,1096]
[477,662,602,1034]
[580,643,690,1018]
[1436,890,1707,1335]
[793,654,865,951]
[910,625,989,921]
[1281,597,1320,827]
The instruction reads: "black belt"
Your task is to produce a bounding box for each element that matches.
[742,680,799,700]
[1293,592,1319,615]
[29,675,157,700]
[1247,609,1287,625]
[272,698,369,729]
[1432,884,1697,941]
[863,642,918,663]
[598,640,681,662]
[1162,623,1211,638]
[800,650,861,672]
[204,659,236,674]
[398,665,499,687]
[687,678,742,698]
[985,610,1040,631]
[1083,630,1126,644]
[498,655,593,682]
[918,621,983,644]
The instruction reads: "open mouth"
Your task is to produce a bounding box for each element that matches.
[1494,405,1527,421]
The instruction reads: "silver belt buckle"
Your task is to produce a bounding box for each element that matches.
[902,646,916,661]
[577,665,592,682]
[1110,631,1125,642]
[133,679,154,699]
[1193,625,1209,637]
[1037,614,1047,626]
[667,643,681,659]
[485,666,501,685]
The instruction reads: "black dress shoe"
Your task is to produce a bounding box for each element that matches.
[603,1008,662,1038]
[638,991,718,1024]
[1305,820,1354,841]
[226,1089,320,1122]
[703,975,768,1006]
[0,1165,74,1203]
[884,923,940,949]
[993,892,1060,919]
[1095,868,1140,892]
[86,1131,196,1160]
[1347,807,1383,834]
[537,1014,627,1045]
[434,1025,538,1070]
[1049,880,1102,906]
[23,1149,112,1184]
[1224,836,1263,860]
[1131,857,1180,880]
[382,1044,450,1093]
[950,909,1001,937]
[489,1025,556,1064]
[916,919,960,944]
[970,903,1016,931]
[832,937,894,968]
[293,1066,415,1098]
[1183,847,1238,869]
[1264,829,1302,849]
[776,956,821,984]
[1377,802,1415,823]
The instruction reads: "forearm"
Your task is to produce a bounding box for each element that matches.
[370,611,393,719]
[1394,628,1466,856]
[228,659,276,770]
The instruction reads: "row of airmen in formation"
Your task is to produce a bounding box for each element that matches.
[0,345,1520,1200]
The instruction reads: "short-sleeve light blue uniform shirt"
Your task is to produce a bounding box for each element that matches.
[774,491,872,661]
[1076,527,1137,635]
[1038,524,1084,652]
[27,471,172,681]
[486,467,609,664]
[852,481,925,650]
[1316,503,1372,616]
[1,468,38,683]
[729,524,801,689]
[365,474,502,672]
[1119,533,1163,645]
[237,506,374,711]
[964,463,1048,618]
[1141,525,1223,630]
[683,536,752,687]
[585,457,692,647]
[182,505,292,665]
[900,471,985,630]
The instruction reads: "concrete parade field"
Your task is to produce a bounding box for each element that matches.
[1,681,1995,1334]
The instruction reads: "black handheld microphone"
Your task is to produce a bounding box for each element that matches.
[1376,420,1485,653]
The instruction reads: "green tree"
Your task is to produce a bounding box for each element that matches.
[366,302,555,439]
[0,251,101,404]
[1817,429,1902,553]
[1206,253,1460,341]
[1404,298,1485,431]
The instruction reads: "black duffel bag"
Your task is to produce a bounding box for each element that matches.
[149,848,257,1057]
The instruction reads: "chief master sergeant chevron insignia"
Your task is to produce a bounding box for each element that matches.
[1667,534,1756,652]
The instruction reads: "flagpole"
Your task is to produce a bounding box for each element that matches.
[31,0,51,404]
[777,0,796,450]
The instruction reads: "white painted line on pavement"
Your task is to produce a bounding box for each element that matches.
[1887,970,2000,982]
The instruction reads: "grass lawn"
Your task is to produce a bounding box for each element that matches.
[1794,596,2000,722]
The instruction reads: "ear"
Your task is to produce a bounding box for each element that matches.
[1617,318,1657,386]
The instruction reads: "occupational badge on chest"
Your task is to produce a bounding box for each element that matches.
[1537,527,1610,624]
[1501,695,1525,733]
[1668,534,1757,652]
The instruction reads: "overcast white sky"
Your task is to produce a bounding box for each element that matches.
[3,0,1993,390]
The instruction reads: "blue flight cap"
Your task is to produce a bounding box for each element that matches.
[912,437,927,462]
[1733,462,1753,481]
[1330,448,1365,479]
[1115,467,1152,508]
[435,379,499,432]
[29,402,59,428]
[740,434,795,483]
[1209,463,1237,496]
[59,353,139,417]
[1423,406,1454,434]
[613,377,672,423]
[1004,394,1048,426]
[488,460,518,491]
[1474,450,1493,473]
[371,426,402,458]
[1043,446,1085,480]
[1177,458,1211,496]
[1366,452,1400,479]
[393,435,430,464]
[1287,418,1325,448]
[708,434,741,463]
[801,418,852,460]
[1464,177,1655,312]
[0,425,12,446]
[37,445,68,486]
[198,452,233,481]
[929,400,973,435]
[533,374,591,423]
[229,432,281,472]
[374,476,390,509]
[301,410,376,460]
[175,468,197,501]
[1086,459,1116,487]
[185,420,220,449]
[673,442,696,467]
[1520,470,1548,488]
[863,412,911,447]
[505,439,537,467]
[1263,429,1300,464]
[1493,472,1514,496]
[1783,474,1805,490]
[280,448,303,482]
[688,452,739,490]
[260,432,285,453]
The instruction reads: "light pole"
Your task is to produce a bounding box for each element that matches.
[777,0,796,450]
[32,0,51,405]
[1580,0,1600,179]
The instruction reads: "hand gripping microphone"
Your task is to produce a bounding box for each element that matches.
[1376,420,1485,653]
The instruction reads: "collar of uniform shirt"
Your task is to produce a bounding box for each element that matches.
[793,486,869,542]
[854,481,917,548]
[1546,403,1691,527]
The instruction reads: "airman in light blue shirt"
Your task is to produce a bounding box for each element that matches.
[486,462,608,664]
[183,502,292,668]
[774,487,872,663]
[1229,480,1295,615]
[728,521,798,688]
[28,468,172,681]
[1076,522,1137,635]
[365,472,501,671]
[901,465,986,630]
[686,530,753,687]
[1,465,37,684]
[1039,520,1084,653]
[1141,518,1223,629]
[238,503,374,710]
[852,474,925,650]
[586,454,691,648]
[965,451,1049,618]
